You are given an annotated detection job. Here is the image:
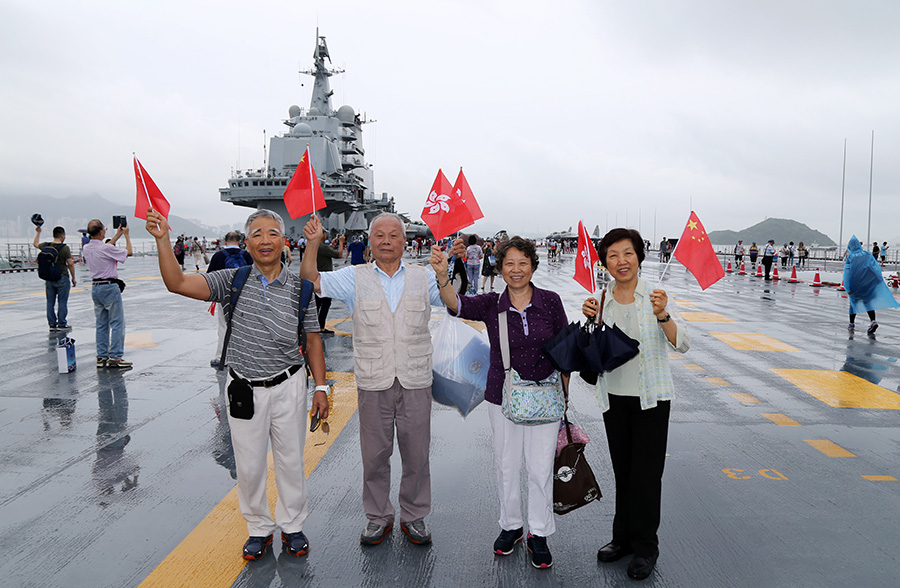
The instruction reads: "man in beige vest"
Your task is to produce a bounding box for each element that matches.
[301,213,446,546]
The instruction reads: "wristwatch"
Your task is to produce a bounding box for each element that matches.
[657,313,671,323]
[314,385,331,395]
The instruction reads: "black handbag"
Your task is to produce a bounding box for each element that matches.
[553,412,601,514]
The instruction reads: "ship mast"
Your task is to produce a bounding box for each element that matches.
[301,29,344,115]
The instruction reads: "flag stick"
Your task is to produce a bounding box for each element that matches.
[657,235,682,285]
[306,143,315,219]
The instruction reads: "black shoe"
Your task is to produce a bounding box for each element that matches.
[526,534,552,569]
[597,541,633,562]
[320,328,334,334]
[281,531,309,557]
[493,527,524,555]
[627,554,658,580]
[242,535,273,560]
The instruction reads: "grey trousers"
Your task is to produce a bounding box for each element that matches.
[358,378,432,525]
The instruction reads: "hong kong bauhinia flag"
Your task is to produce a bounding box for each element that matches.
[574,220,599,293]
[452,168,483,222]
[674,211,725,290]
[420,169,475,240]
[283,147,326,219]
[133,156,171,221]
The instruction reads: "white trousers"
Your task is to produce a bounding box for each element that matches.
[487,403,558,537]
[227,368,309,537]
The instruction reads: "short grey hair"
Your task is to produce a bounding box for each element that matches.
[244,209,285,236]
[368,213,405,236]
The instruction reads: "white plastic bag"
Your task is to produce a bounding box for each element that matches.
[431,315,489,417]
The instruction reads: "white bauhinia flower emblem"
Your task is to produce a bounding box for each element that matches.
[581,247,591,269]
[426,190,451,214]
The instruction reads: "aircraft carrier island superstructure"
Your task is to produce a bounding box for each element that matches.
[219,32,394,238]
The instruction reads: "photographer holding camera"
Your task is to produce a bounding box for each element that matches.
[32,214,77,331]
[82,217,133,369]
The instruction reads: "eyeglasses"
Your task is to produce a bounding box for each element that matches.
[313,420,330,446]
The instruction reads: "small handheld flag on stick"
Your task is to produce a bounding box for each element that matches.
[453,168,483,222]
[133,155,171,221]
[420,169,475,240]
[574,220,599,293]
[283,146,326,219]
[665,211,725,290]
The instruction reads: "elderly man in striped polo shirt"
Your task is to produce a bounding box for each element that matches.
[301,213,451,547]
[146,208,329,561]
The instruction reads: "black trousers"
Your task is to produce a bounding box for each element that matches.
[315,294,332,330]
[762,255,773,279]
[603,395,670,558]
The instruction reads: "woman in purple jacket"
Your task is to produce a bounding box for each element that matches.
[431,236,568,569]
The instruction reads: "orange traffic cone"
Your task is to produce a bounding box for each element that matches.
[810,269,822,287]
[756,264,763,277]
[739,263,746,275]
[726,260,733,273]
[788,266,798,283]
[837,280,845,291]
[773,266,780,280]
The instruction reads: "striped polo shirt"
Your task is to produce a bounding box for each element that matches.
[204,264,319,379]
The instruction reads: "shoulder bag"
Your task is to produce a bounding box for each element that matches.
[498,310,566,425]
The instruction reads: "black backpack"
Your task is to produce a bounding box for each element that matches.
[37,243,63,281]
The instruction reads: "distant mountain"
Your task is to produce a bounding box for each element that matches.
[708,218,836,247]
[0,193,240,238]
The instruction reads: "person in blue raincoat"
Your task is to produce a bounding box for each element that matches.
[843,235,899,334]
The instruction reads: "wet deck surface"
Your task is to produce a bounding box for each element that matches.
[1,254,899,587]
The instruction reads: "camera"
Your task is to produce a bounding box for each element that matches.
[112,215,128,229]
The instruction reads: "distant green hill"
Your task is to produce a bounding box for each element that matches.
[708,218,836,247]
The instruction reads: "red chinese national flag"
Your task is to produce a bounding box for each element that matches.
[133,156,171,221]
[420,169,475,240]
[574,220,599,293]
[452,168,483,222]
[283,147,326,219]
[673,211,725,290]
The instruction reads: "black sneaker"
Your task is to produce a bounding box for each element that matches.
[868,321,879,335]
[526,533,552,569]
[242,535,273,560]
[96,357,107,368]
[493,527,524,555]
[281,531,309,557]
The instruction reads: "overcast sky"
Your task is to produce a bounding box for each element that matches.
[3,0,900,244]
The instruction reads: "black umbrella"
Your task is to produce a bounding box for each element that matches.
[542,322,588,373]
[581,319,640,372]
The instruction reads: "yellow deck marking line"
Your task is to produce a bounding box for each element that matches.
[130,276,162,281]
[761,413,801,426]
[25,292,45,297]
[0,301,19,306]
[125,333,158,349]
[682,364,706,371]
[710,333,799,352]
[804,439,856,457]
[326,318,352,337]
[138,371,358,588]
[680,312,734,322]
[730,393,761,404]
[674,299,698,307]
[702,376,730,385]
[861,475,897,482]
[667,352,681,359]
[772,369,900,409]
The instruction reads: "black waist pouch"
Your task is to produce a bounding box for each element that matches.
[227,377,255,419]
[114,278,126,293]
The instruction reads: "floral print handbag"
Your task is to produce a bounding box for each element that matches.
[498,311,566,425]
